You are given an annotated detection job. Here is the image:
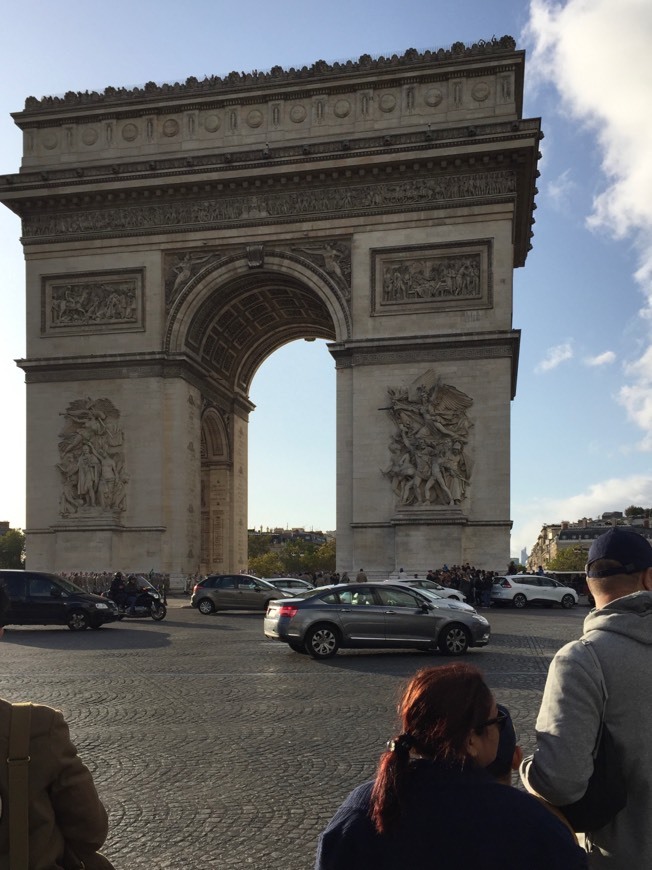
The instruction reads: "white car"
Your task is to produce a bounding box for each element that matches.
[491,574,578,609]
[264,577,315,594]
[392,578,465,601]
[405,586,477,613]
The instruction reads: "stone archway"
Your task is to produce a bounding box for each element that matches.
[0,37,540,577]
[172,255,345,574]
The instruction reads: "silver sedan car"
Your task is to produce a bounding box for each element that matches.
[191,574,291,614]
[264,582,490,659]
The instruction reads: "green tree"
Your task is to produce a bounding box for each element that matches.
[0,529,26,569]
[279,539,317,574]
[248,533,274,560]
[248,551,284,578]
[624,505,651,518]
[547,547,587,572]
[310,539,336,573]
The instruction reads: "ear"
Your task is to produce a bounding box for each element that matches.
[511,744,523,772]
[642,568,652,592]
[465,729,481,760]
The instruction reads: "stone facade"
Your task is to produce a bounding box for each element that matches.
[527,515,652,571]
[0,38,541,574]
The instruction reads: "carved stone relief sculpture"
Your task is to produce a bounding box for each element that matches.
[24,170,517,242]
[164,250,224,309]
[371,240,492,315]
[382,371,473,508]
[290,239,351,298]
[43,271,143,334]
[382,253,480,303]
[57,397,127,517]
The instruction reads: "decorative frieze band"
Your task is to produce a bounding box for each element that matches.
[22,169,516,243]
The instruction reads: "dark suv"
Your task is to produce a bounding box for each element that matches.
[0,570,120,631]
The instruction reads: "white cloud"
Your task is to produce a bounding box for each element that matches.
[512,474,652,553]
[526,0,652,442]
[584,351,616,367]
[547,168,577,211]
[536,342,573,373]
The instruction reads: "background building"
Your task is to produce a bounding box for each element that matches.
[527,512,652,571]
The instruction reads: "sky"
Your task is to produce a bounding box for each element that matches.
[0,0,651,560]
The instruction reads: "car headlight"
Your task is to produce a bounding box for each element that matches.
[472,615,489,625]
[94,602,109,609]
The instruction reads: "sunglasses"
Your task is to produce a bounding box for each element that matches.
[476,710,508,732]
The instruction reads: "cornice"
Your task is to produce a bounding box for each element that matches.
[1,118,541,195]
[329,330,521,397]
[17,37,518,116]
[16,352,255,413]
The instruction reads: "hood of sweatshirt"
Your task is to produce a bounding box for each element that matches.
[583,590,652,646]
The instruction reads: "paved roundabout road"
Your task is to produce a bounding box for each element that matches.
[0,599,587,869]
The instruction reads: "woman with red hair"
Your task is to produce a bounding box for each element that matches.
[315,663,586,869]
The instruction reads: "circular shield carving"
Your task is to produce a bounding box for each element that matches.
[424,88,443,107]
[162,118,180,137]
[247,109,264,128]
[121,123,139,142]
[289,104,307,123]
[203,114,221,133]
[379,93,396,113]
[472,82,490,102]
[81,127,98,146]
[42,132,58,150]
[334,99,351,118]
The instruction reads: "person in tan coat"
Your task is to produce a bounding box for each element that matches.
[0,586,110,869]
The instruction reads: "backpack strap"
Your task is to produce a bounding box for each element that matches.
[8,702,31,870]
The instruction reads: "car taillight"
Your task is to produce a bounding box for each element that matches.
[278,605,299,618]
[192,584,201,594]
[502,580,512,588]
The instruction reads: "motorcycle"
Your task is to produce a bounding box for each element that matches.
[104,580,167,622]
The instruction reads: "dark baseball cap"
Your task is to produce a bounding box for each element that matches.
[485,704,516,778]
[586,527,652,578]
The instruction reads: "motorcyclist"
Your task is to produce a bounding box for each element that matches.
[109,572,127,610]
[124,574,141,614]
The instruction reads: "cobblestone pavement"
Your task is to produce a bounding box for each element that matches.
[0,599,588,869]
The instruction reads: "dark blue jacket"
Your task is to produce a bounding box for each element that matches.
[315,759,587,870]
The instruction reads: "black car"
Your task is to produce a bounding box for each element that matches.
[0,570,120,631]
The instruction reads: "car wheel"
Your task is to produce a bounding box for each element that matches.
[512,593,527,609]
[437,624,470,656]
[561,594,575,609]
[304,624,340,659]
[288,641,308,654]
[198,598,216,615]
[67,610,90,631]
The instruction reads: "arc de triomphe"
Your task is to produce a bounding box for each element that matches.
[0,37,540,577]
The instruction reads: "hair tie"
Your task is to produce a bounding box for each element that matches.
[387,732,413,754]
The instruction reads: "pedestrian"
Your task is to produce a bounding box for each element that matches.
[0,588,114,868]
[340,572,350,584]
[316,664,586,869]
[520,526,652,868]
[355,568,368,583]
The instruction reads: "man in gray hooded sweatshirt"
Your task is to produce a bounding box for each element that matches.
[520,526,652,868]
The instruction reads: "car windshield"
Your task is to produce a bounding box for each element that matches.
[51,576,86,593]
[414,588,448,605]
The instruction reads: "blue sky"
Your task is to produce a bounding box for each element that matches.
[1,0,650,560]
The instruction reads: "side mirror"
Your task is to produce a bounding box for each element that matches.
[420,603,431,613]
[50,587,63,599]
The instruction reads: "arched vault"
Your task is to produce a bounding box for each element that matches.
[167,251,348,394]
